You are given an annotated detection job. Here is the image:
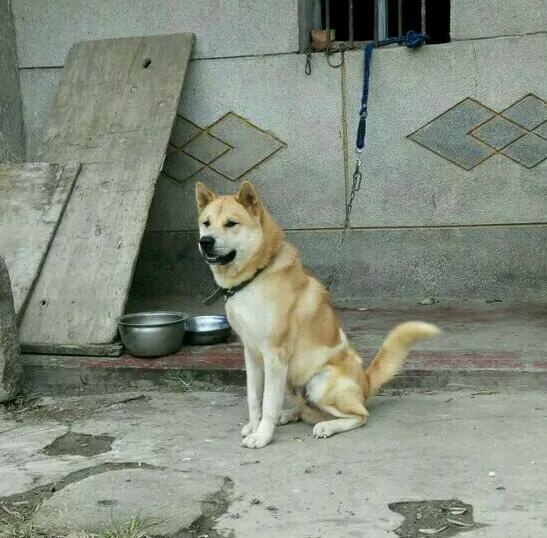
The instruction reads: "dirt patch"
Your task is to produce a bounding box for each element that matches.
[389,499,484,537]
[3,393,150,424]
[174,477,234,538]
[43,432,114,457]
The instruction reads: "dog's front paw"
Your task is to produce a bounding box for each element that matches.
[241,432,272,449]
[313,422,334,439]
[241,421,260,437]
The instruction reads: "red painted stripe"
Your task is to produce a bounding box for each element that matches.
[83,348,539,372]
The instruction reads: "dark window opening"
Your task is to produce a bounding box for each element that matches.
[311,0,450,49]
[424,0,451,45]
[400,0,451,44]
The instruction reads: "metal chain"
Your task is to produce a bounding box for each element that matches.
[324,39,374,291]
[304,47,312,75]
[318,36,425,290]
[325,152,363,290]
[325,43,346,68]
[306,42,368,290]
[345,152,363,228]
[304,43,347,75]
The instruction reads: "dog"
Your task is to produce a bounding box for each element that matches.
[195,181,439,449]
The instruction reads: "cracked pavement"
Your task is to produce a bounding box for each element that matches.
[1,389,546,537]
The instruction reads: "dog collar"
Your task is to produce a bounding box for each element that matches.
[202,266,266,305]
[222,266,265,301]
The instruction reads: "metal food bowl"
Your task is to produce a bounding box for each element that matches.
[118,311,187,357]
[184,315,231,345]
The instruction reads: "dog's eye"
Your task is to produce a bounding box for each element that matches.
[225,220,238,228]
[203,220,210,227]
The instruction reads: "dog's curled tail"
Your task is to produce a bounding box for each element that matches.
[363,322,440,397]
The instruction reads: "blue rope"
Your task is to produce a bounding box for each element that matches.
[378,30,428,49]
[355,31,427,150]
[356,42,374,150]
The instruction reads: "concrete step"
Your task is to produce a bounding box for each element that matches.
[20,300,547,394]
[21,346,547,395]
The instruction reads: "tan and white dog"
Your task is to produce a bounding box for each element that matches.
[196,181,439,449]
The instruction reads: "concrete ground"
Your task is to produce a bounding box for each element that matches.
[1,388,545,537]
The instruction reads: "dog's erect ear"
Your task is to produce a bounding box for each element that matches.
[195,182,217,213]
[236,181,260,214]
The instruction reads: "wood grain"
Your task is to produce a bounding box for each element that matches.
[0,162,80,319]
[20,34,194,346]
[21,342,123,357]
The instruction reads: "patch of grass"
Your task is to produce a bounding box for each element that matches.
[99,517,155,538]
[0,505,43,538]
[0,512,155,538]
[166,370,196,392]
[166,370,240,393]
[2,390,40,414]
[0,520,42,538]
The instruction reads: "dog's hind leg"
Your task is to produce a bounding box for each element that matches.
[313,415,366,438]
[311,376,368,439]
[312,401,368,439]
[300,405,329,425]
[277,407,301,425]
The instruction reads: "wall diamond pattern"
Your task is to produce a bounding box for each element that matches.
[501,132,547,168]
[501,95,546,130]
[471,116,526,151]
[409,94,547,169]
[163,112,285,183]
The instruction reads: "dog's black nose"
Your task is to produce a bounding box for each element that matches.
[199,236,215,252]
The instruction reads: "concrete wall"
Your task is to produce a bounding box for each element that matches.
[11,0,299,67]
[12,0,547,301]
[133,225,547,300]
[0,0,24,161]
[451,0,547,41]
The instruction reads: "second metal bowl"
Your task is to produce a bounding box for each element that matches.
[184,315,231,345]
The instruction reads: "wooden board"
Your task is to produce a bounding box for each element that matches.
[19,34,194,347]
[21,342,123,357]
[0,162,80,318]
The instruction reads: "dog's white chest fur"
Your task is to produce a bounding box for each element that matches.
[225,285,272,351]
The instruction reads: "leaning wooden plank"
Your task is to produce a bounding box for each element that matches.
[0,162,80,319]
[19,34,194,347]
[21,342,123,357]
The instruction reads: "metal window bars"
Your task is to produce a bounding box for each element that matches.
[320,0,427,48]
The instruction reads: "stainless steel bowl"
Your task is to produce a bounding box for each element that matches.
[184,315,231,345]
[118,311,187,357]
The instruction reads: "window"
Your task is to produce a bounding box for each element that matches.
[299,0,450,52]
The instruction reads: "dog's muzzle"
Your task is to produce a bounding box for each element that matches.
[199,236,236,265]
